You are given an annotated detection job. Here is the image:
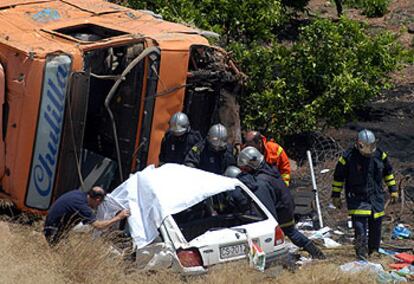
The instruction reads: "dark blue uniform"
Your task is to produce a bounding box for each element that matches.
[159,129,202,165]
[238,173,278,218]
[44,190,96,245]
[184,139,236,175]
[238,163,312,249]
[331,147,397,258]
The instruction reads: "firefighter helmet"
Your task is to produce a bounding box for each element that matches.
[207,124,228,151]
[169,112,190,136]
[237,146,264,170]
[224,166,242,178]
[356,129,377,157]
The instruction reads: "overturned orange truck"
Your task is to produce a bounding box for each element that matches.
[0,0,242,213]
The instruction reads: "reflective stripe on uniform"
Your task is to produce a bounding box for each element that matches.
[374,211,385,219]
[332,186,342,193]
[382,152,387,160]
[281,173,290,187]
[384,174,394,182]
[348,209,371,216]
[281,173,290,180]
[386,180,397,186]
[332,181,344,187]
[276,146,283,157]
[279,219,295,228]
[339,156,346,165]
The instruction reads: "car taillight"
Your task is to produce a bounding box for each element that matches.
[176,248,203,267]
[274,225,285,246]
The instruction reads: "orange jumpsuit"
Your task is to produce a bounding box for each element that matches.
[262,136,291,186]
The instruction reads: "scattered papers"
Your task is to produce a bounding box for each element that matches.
[323,237,341,248]
[340,260,383,273]
[308,227,332,240]
[340,261,409,283]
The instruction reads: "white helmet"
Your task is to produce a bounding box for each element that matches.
[207,124,228,151]
[237,146,264,170]
[356,129,376,157]
[224,166,242,178]
[169,112,190,136]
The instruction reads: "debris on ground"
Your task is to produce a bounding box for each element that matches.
[339,260,384,273]
[297,225,344,248]
[392,224,412,240]
[395,252,414,265]
[389,263,410,270]
[295,256,312,266]
[322,238,341,249]
[307,227,332,240]
[376,270,408,283]
[339,260,409,283]
[396,265,414,280]
[379,248,398,256]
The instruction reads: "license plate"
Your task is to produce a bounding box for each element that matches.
[219,243,246,259]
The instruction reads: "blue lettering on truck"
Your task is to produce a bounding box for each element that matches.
[26,55,72,210]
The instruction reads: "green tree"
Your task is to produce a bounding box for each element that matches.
[123,0,401,139]
[232,19,401,138]
[340,0,391,17]
[127,0,286,44]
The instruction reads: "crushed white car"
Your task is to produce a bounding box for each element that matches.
[97,164,289,274]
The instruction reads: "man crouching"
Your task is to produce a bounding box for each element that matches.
[44,186,129,246]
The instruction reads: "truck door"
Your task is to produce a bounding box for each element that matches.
[53,72,90,198]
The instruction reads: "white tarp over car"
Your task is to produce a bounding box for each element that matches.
[97,164,244,249]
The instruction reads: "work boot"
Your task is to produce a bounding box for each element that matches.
[368,248,382,260]
[304,242,326,260]
[355,245,368,261]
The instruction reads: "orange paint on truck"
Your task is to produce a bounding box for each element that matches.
[0,0,242,213]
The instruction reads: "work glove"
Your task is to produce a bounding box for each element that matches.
[390,191,399,203]
[332,197,342,209]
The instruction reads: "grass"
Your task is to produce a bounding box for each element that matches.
[0,220,383,284]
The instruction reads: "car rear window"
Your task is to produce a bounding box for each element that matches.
[172,187,268,241]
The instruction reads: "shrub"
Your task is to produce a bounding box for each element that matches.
[361,0,391,17]
[231,18,401,138]
[127,0,287,44]
[123,1,401,138]
[343,0,391,17]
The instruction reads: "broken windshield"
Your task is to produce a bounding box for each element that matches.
[172,187,268,241]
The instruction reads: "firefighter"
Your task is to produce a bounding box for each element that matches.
[44,186,130,245]
[237,147,326,259]
[243,131,291,186]
[331,129,398,260]
[159,112,202,165]
[224,165,242,178]
[223,166,249,213]
[184,123,236,175]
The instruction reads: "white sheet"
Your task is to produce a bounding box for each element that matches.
[98,164,244,249]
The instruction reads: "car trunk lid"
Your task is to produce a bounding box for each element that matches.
[188,219,276,266]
